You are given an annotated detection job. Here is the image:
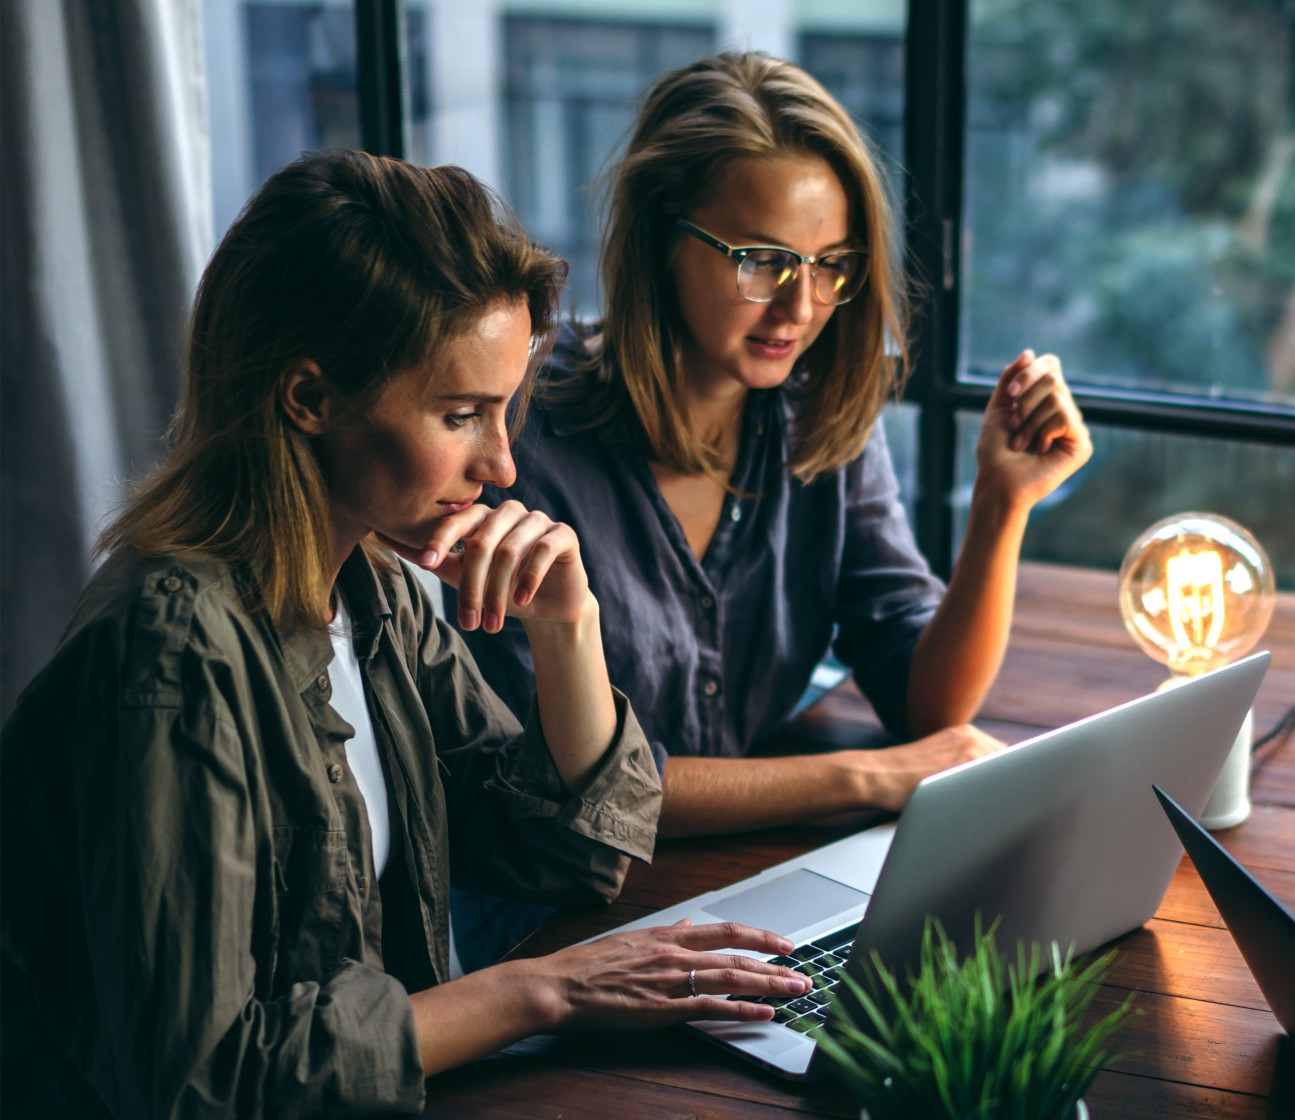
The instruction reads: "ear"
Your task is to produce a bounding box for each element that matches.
[278,359,333,435]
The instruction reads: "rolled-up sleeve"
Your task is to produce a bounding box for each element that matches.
[401,574,660,904]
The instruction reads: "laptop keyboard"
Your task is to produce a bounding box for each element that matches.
[728,920,860,1038]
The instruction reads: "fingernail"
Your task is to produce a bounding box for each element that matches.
[483,611,501,632]
[515,587,533,607]
[1008,378,1023,397]
[1011,435,1025,451]
[461,609,479,630]
[777,937,794,954]
[788,976,811,993]
[425,550,440,569]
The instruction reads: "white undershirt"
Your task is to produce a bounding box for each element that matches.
[328,594,391,878]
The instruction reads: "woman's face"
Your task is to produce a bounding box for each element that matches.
[318,299,531,558]
[668,153,852,402]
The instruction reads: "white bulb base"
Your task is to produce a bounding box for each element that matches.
[1199,708,1253,830]
[1156,678,1253,830]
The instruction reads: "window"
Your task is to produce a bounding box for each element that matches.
[202,0,1295,587]
[204,1,362,236]
[959,0,1295,584]
[502,17,714,310]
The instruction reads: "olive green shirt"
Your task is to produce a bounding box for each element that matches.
[0,547,660,1117]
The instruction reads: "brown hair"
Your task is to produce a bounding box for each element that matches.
[99,150,566,627]
[591,51,909,483]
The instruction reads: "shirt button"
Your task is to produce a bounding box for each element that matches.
[316,673,330,692]
[357,876,370,893]
[702,679,719,697]
[161,575,182,593]
[327,763,344,783]
[729,504,742,522]
[699,595,714,610]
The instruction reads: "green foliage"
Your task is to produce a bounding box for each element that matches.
[814,916,1136,1120]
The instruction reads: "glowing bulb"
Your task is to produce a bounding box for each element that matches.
[1119,513,1274,677]
[1118,512,1275,830]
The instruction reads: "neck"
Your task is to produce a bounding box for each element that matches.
[681,380,747,452]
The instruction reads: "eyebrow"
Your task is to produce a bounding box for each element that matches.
[431,391,509,405]
[735,230,857,253]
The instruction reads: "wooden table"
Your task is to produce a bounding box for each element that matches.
[426,563,1295,1118]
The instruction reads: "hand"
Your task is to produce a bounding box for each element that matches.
[376,500,592,632]
[976,350,1092,511]
[851,724,1006,812]
[527,920,813,1033]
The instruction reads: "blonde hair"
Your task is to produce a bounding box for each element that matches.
[99,150,566,627]
[592,51,909,483]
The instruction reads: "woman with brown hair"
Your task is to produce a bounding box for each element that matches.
[0,149,811,1117]
[449,51,1091,848]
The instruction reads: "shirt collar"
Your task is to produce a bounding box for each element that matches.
[278,546,392,689]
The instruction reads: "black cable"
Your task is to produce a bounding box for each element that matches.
[1252,702,1295,766]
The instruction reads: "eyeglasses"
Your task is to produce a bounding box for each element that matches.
[673,218,869,306]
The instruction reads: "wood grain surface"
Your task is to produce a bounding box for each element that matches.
[424,564,1295,1118]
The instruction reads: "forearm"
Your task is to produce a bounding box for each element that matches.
[906,485,1029,734]
[523,595,619,790]
[659,753,873,838]
[410,959,554,1077]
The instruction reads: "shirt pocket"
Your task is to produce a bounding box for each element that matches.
[269,826,350,994]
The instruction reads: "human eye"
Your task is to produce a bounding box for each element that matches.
[745,248,792,272]
[819,253,860,278]
[443,409,482,430]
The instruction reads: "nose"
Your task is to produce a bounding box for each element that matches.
[771,265,815,325]
[470,420,516,489]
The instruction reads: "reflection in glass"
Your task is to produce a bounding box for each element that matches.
[204,0,362,237]
[954,413,1295,589]
[965,0,1295,406]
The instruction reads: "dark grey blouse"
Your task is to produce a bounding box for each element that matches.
[448,324,947,773]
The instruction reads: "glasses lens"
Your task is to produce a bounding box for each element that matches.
[737,249,799,302]
[814,253,867,305]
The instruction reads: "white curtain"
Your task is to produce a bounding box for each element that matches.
[1,0,212,717]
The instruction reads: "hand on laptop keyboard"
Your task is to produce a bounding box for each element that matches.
[727,920,862,1039]
[536,920,813,1031]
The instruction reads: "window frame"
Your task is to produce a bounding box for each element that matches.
[356,0,1295,580]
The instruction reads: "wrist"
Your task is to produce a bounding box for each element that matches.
[504,957,567,1034]
[521,592,601,645]
[967,481,1030,537]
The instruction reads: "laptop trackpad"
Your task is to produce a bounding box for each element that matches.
[702,869,870,933]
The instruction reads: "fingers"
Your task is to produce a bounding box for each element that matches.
[387,501,583,633]
[451,504,574,632]
[684,957,813,1002]
[1000,352,1088,456]
[667,920,794,958]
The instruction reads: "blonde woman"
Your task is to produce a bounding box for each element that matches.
[0,150,811,1118]
[448,52,1091,848]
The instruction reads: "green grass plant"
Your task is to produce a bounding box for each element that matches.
[814,915,1136,1120]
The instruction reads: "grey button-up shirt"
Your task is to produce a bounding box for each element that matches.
[448,324,946,772]
[1,545,660,1117]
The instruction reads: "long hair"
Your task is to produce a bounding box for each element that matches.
[99,150,567,627]
[592,51,909,483]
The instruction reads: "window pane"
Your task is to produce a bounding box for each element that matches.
[800,23,906,187]
[965,0,1295,407]
[954,413,1295,589]
[204,0,359,238]
[500,16,714,310]
[881,402,919,526]
[400,3,906,312]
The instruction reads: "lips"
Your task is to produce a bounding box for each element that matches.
[745,336,798,359]
[436,498,479,514]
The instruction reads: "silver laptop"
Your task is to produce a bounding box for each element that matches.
[594,651,1270,1079]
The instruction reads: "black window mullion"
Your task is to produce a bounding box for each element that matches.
[903,0,968,579]
[355,0,406,158]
